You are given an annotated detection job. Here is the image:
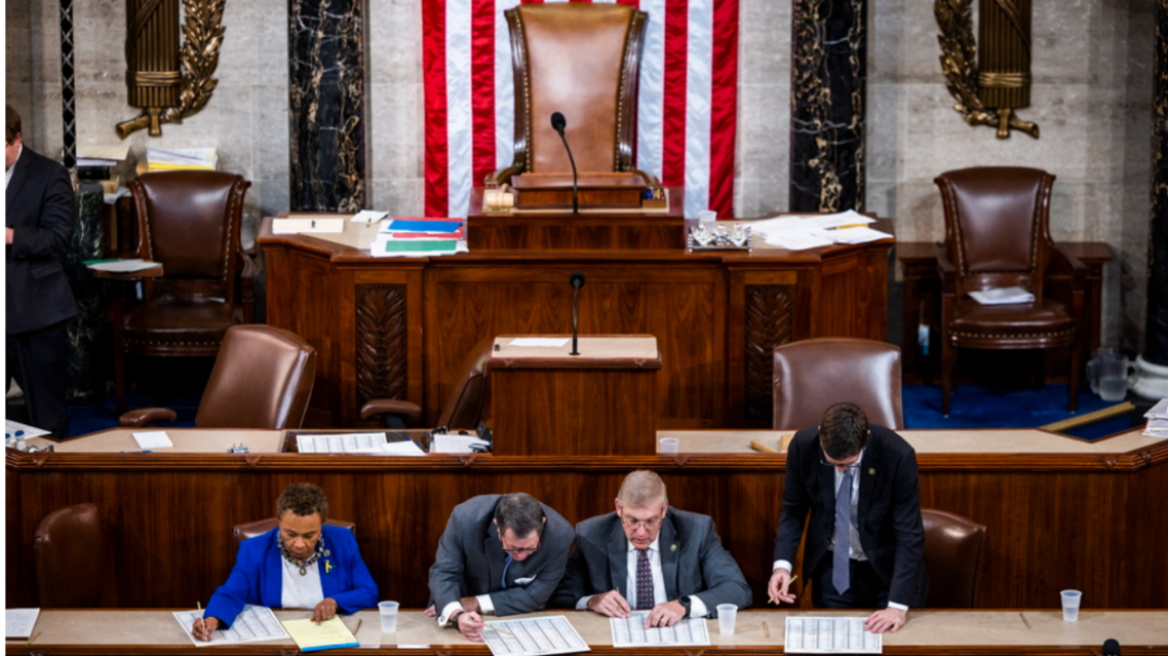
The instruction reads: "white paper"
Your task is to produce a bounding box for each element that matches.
[825,226,894,244]
[967,286,1035,305]
[297,433,387,454]
[352,210,389,223]
[78,144,131,162]
[173,605,289,647]
[6,608,40,639]
[610,612,710,647]
[431,434,491,453]
[376,440,427,456]
[86,259,162,273]
[132,431,174,449]
[762,231,835,251]
[508,338,570,347]
[5,420,51,439]
[1144,398,1168,418]
[784,617,881,654]
[798,209,875,230]
[272,218,346,234]
[482,616,590,656]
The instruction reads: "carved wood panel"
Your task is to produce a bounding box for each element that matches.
[744,285,794,423]
[355,284,407,406]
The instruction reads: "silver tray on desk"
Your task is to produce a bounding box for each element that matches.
[687,224,752,252]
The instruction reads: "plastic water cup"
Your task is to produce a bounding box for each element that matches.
[1060,590,1081,622]
[379,600,400,633]
[699,210,718,225]
[716,604,738,635]
[659,437,680,454]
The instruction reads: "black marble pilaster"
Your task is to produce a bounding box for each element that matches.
[288,0,367,212]
[63,183,108,399]
[789,0,867,212]
[1145,0,1168,364]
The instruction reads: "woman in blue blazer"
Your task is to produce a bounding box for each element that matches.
[193,483,379,640]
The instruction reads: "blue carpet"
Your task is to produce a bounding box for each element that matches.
[903,384,1134,438]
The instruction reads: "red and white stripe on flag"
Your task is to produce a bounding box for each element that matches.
[422,0,739,219]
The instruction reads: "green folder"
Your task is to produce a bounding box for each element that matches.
[380,239,459,254]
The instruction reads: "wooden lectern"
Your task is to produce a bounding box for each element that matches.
[486,335,662,456]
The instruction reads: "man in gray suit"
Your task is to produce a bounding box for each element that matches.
[553,471,751,627]
[429,493,573,641]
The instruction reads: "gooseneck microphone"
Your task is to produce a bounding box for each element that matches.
[551,112,579,214]
[569,272,585,356]
[1103,639,1120,656]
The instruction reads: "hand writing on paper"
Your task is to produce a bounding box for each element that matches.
[864,607,906,633]
[458,611,485,641]
[586,590,632,618]
[644,600,686,628]
[767,568,797,605]
[191,616,220,641]
[312,598,339,624]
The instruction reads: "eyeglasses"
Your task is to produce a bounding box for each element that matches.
[620,515,664,530]
[501,541,541,555]
[820,452,861,470]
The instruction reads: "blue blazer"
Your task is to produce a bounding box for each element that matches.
[204,525,379,627]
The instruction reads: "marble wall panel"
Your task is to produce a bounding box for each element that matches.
[6,1,34,124]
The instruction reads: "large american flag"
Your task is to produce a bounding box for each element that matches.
[422,0,740,219]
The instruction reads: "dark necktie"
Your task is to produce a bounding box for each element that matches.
[832,468,854,594]
[635,548,654,610]
[501,555,513,590]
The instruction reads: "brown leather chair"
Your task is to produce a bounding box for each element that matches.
[116,171,254,413]
[234,518,356,543]
[772,338,904,430]
[34,503,104,607]
[486,3,649,185]
[360,338,492,429]
[922,509,986,608]
[935,167,1085,414]
[119,324,317,429]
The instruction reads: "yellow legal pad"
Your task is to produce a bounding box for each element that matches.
[280,616,359,652]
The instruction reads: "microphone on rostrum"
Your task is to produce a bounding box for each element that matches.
[551,112,579,215]
[1103,640,1120,656]
[569,272,585,356]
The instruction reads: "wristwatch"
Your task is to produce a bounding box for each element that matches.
[450,611,465,626]
[677,596,692,616]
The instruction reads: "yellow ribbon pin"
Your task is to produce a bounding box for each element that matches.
[324,560,334,573]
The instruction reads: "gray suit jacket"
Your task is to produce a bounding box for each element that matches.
[429,495,574,617]
[552,508,751,615]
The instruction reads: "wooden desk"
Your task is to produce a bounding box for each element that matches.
[897,242,1112,384]
[258,215,893,429]
[6,609,1166,655]
[8,428,1167,611]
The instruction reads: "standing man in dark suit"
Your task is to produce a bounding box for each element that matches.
[6,105,77,439]
[768,402,927,634]
[553,470,751,627]
[428,493,574,642]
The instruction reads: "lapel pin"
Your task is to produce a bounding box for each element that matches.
[324,560,334,574]
[868,468,876,476]
[671,544,678,552]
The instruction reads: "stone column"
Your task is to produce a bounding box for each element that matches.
[1132,0,1168,399]
[288,0,366,212]
[789,0,867,212]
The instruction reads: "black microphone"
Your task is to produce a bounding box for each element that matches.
[1103,640,1120,656]
[551,112,579,214]
[569,272,585,356]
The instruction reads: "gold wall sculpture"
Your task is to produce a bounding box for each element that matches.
[935,0,1039,139]
[116,0,225,138]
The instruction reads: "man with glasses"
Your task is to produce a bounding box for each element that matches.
[553,470,750,628]
[428,493,573,641]
[768,402,927,634]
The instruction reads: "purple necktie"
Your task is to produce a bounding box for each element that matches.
[635,549,654,610]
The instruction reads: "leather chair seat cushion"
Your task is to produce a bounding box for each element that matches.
[951,298,1074,346]
[123,299,237,352]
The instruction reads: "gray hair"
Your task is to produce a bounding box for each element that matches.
[617,470,668,509]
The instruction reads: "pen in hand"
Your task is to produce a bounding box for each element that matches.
[195,601,207,640]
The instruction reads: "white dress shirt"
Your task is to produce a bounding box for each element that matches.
[6,143,22,188]
[576,536,708,618]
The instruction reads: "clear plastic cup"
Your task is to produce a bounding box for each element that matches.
[699,210,717,225]
[1060,590,1081,622]
[716,603,737,636]
[379,600,400,633]
[659,437,679,454]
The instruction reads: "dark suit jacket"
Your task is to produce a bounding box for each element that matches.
[552,508,751,615]
[204,526,379,628]
[6,145,77,335]
[774,425,928,608]
[429,494,574,616]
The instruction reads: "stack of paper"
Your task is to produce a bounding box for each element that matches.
[967,286,1035,305]
[84,258,162,273]
[749,210,890,251]
[372,218,467,257]
[146,147,218,171]
[297,433,427,455]
[282,616,358,651]
[1143,399,1168,438]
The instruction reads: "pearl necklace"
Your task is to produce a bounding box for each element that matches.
[278,533,330,576]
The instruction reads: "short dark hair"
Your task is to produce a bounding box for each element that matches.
[277,483,329,522]
[819,402,869,460]
[6,105,21,145]
[494,493,545,538]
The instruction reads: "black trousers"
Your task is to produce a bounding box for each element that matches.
[7,320,70,439]
[811,550,888,609]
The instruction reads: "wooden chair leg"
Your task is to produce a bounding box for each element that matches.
[942,338,955,416]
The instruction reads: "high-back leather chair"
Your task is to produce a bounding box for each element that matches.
[486,3,648,185]
[34,503,104,608]
[117,171,254,413]
[922,509,986,608]
[119,325,317,429]
[772,338,904,430]
[361,338,493,429]
[233,518,356,543]
[935,167,1084,415]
